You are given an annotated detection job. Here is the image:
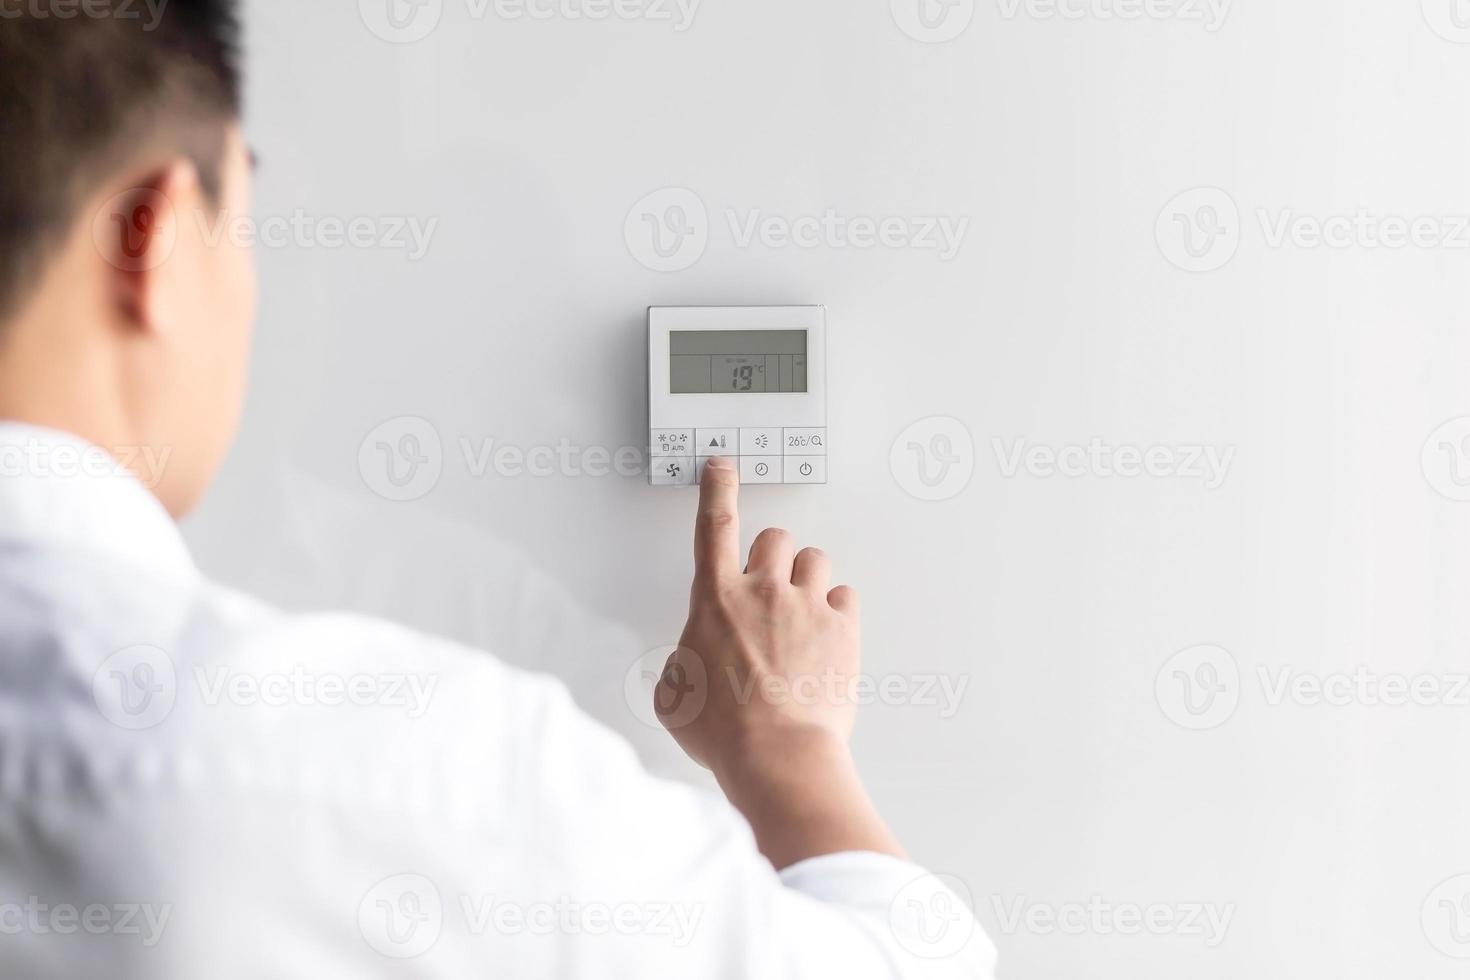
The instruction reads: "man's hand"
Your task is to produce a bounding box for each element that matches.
[655,456,904,868]
[658,456,861,769]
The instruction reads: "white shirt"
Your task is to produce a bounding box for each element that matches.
[0,422,994,979]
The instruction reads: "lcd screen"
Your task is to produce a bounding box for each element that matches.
[670,330,808,393]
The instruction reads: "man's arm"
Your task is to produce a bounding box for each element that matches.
[513,451,991,977]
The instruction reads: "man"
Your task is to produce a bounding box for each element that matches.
[0,2,994,976]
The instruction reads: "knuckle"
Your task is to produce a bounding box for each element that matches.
[751,579,786,604]
[799,547,828,562]
[699,508,736,533]
[756,527,792,545]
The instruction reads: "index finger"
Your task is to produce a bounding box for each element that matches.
[694,457,741,583]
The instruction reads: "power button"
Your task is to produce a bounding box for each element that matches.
[785,456,826,484]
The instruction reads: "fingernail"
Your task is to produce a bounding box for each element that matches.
[705,456,732,469]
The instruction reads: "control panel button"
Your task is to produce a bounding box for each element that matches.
[740,427,782,456]
[782,428,826,456]
[695,428,737,454]
[650,429,693,456]
[785,456,826,484]
[651,454,696,487]
[740,455,783,485]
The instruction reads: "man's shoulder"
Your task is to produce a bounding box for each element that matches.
[4,550,587,824]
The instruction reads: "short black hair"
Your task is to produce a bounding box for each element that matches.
[0,0,241,322]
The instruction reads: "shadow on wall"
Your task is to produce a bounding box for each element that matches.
[207,462,701,784]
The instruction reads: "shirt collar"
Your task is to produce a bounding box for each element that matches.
[0,422,196,579]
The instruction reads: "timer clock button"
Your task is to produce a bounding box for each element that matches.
[740,455,783,485]
[782,428,826,456]
[784,456,827,484]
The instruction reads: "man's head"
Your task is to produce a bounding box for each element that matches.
[0,0,253,517]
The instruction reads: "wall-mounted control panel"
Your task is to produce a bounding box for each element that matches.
[648,306,827,486]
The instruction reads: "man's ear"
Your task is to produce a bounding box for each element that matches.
[88,159,201,335]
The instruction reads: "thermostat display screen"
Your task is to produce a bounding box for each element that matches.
[670,330,808,394]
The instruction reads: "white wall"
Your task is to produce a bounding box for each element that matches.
[186,1,1470,976]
